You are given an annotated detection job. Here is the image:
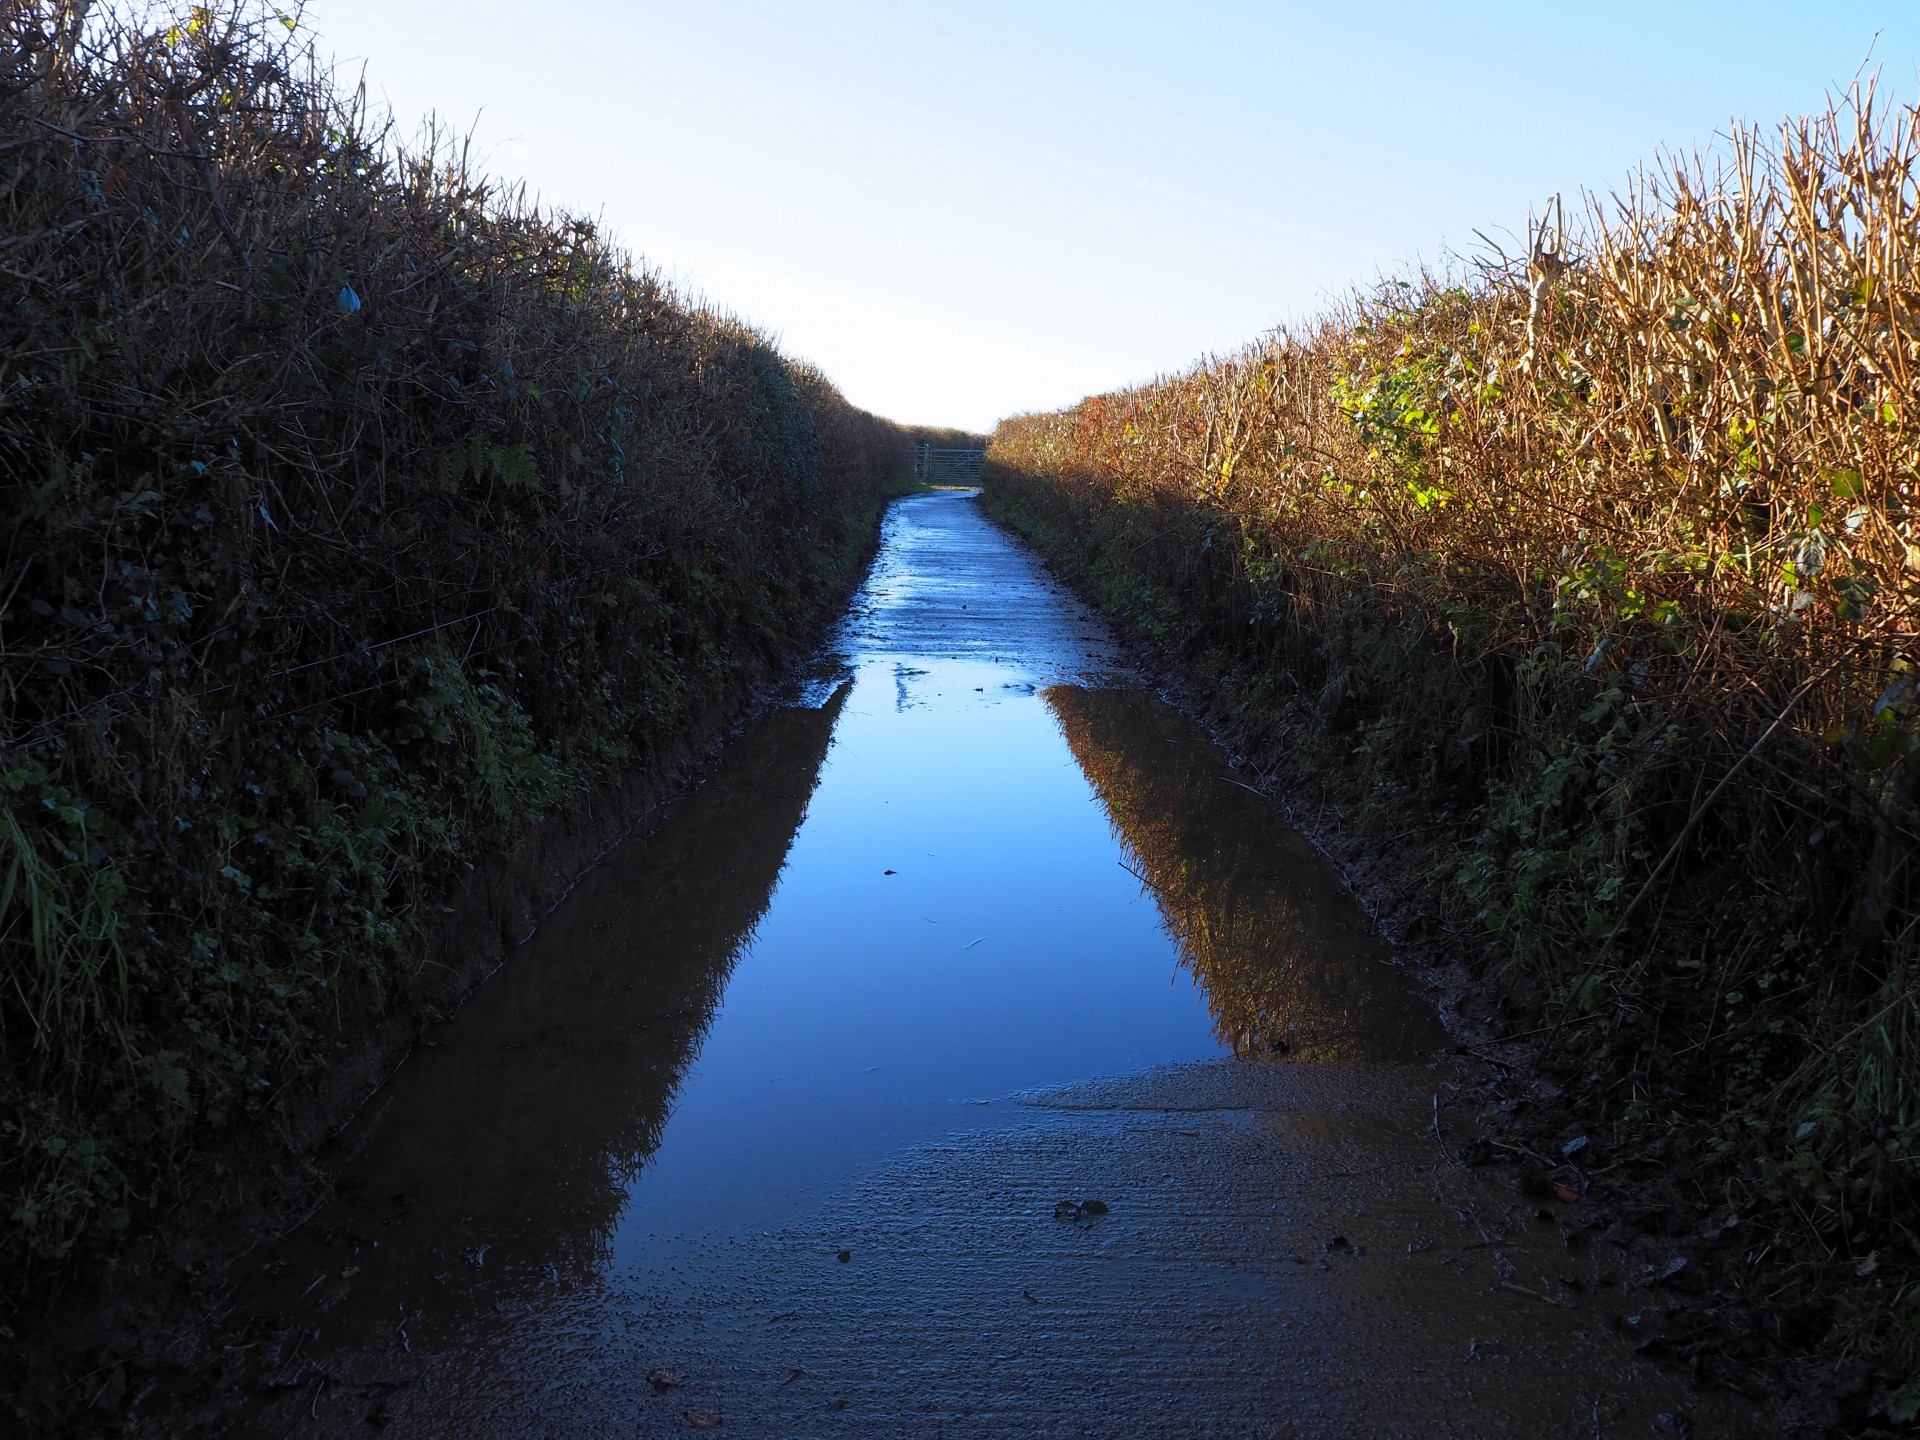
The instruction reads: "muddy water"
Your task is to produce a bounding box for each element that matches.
[187,491,1753,1437]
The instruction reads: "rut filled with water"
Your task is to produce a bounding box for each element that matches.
[173,491,1754,1437]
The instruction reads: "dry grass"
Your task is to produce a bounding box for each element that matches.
[990,83,1920,1381]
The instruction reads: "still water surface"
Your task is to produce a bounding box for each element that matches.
[252,487,1428,1329]
[201,492,1736,1437]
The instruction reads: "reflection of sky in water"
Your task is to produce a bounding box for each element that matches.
[611,653,1225,1259]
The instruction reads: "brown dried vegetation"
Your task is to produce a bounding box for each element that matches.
[989,84,1920,1387]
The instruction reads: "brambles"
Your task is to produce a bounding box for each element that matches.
[0,0,914,1353]
[987,82,1920,1375]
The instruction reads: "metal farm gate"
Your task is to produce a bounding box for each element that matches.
[912,445,986,483]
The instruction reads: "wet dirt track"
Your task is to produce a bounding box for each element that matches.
[168,492,1760,1438]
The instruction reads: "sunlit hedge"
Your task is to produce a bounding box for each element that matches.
[989,85,1920,1355]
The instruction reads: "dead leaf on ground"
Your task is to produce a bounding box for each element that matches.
[646,1368,683,1392]
[1052,1198,1109,1228]
[684,1409,724,1428]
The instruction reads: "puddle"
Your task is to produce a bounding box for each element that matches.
[176,492,1749,1437]
[1046,685,1448,1064]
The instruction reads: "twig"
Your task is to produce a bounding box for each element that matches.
[1119,859,1177,898]
[204,607,498,694]
[1546,669,1831,1045]
[1456,1044,1515,1073]
[0,216,91,253]
[1607,669,1829,942]
[31,115,88,142]
[1496,1280,1567,1306]
[1499,1012,1604,1043]
[1765,987,1916,1104]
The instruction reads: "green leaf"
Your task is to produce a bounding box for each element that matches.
[493,443,539,491]
[1889,1380,1920,1425]
[1866,729,1909,770]
[1828,469,1864,500]
[155,1066,190,1106]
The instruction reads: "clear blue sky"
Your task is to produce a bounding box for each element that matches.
[303,1,1919,433]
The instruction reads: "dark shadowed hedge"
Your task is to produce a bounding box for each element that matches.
[0,0,910,1340]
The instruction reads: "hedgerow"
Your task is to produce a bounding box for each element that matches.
[988,83,1920,1384]
[0,0,910,1346]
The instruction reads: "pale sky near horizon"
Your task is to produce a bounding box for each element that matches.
[299,1,1919,433]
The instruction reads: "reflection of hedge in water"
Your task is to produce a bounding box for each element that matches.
[504,688,854,1274]
[266,688,850,1342]
[0,1,911,1329]
[1045,687,1441,1063]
